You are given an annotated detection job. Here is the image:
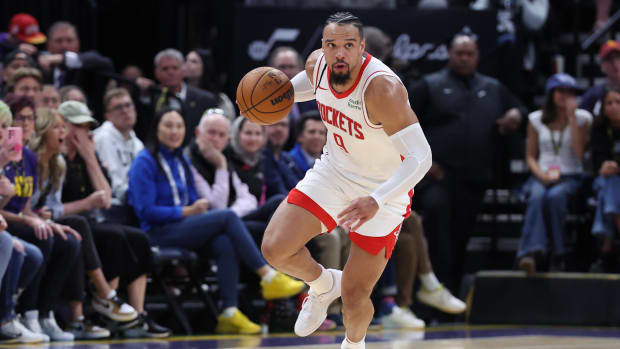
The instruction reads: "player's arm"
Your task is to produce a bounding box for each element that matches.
[290,49,322,102]
[338,76,432,231]
[366,76,432,204]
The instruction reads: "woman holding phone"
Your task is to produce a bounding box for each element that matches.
[0,93,81,341]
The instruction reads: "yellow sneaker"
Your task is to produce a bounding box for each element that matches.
[261,271,305,300]
[215,309,261,334]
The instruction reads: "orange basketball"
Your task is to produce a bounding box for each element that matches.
[236,66,294,125]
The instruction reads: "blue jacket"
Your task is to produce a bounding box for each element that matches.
[128,147,197,232]
[262,146,304,197]
[288,144,312,174]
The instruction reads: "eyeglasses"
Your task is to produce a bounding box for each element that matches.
[109,102,134,112]
[14,115,34,122]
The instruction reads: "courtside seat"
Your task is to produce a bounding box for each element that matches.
[150,247,220,334]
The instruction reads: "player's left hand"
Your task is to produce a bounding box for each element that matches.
[337,196,379,232]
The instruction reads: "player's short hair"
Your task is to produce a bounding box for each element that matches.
[325,12,364,40]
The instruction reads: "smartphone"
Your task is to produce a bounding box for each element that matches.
[6,127,22,162]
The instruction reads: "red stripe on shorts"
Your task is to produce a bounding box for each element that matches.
[349,223,402,259]
[287,188,337,231]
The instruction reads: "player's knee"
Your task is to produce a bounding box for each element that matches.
[261,237,283,267]
[341,281,373,308]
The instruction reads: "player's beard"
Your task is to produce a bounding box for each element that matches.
[331,70,351,85]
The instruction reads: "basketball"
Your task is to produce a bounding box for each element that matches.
[236,66,295,125]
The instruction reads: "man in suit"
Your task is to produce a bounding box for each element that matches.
[37,21,114,119]
[150,48,218,144]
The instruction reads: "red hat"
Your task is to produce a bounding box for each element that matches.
[9,13,46,45]
[600,40,620,60]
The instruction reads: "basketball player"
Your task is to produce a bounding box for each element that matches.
[260,12,431,349]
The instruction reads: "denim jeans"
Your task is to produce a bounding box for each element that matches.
[148,209,267,308]
[591,175,620,239]
[0,231,12,290]
[0,235,43,322]
[517,175,581,258]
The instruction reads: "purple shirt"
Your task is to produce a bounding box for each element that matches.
[3,148,38,214]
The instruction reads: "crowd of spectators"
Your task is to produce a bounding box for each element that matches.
[0,2,619,340]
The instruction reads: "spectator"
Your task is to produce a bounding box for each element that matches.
[143,48,218,145]
[184,50,236,121]
[225,116,270,203]
[6,67,42,100]
[0,94,81,342]
[93,88,144,225]
[59,85,87,104]
[120,65,143,96]
[187,109,257,217]
[263,116,304,193]
[517,73,591,272]
[1,50,36,96]
[57,101,169,338]
[409,34,523,291]
[0,231,45,344]
[580,40,620,115]
[590,86,620,273]
[0,101,45,343]
[36,85,61,109]
[0,13,44,61]
[268,46,317,150]
[38,21,114,118]
[128,108,304,334]
[288,110,327,174]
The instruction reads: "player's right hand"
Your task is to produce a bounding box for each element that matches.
[337,196,379,232]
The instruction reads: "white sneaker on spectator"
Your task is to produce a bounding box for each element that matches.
[68,318,110,339]
[92,293,138,322]
[380,306,425,329]
[294,269,342,337]
[21,310,50,342]
[417,285,466,314]
[1,318,45,343]
[40,311,74,341]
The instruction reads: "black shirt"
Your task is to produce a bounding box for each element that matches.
[409,68,522,184]
[591,119,620,173]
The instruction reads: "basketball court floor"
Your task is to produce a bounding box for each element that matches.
[2,325,620,349]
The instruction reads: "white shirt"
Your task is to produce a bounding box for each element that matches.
[313,53,405,192]
[93,121,144,205]
[528,109,592,175]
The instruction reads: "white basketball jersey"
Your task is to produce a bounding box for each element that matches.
[312,53,404,190]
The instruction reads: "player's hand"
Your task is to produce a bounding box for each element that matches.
[337,196,379,232]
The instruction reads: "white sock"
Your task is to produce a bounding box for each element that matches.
[261,268,277,283]
[307,266,333,295]
[106,289,117,299]
[419,272,441,291]
[342,335,365,348]
[222,307,237,318]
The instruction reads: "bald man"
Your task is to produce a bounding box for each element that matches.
[408,34,524,292]
[186,109,257,217]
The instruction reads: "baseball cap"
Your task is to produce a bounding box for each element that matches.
[600,40,620,61]
[545,73,581,94]
[9,13,46,45]
[58,101,99,126]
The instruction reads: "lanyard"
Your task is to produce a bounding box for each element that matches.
[158,153,188,206]
[550,128,564,156]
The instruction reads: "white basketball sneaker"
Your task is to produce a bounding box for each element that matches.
[417,285,466,314]
[380,306,425,329]
[294,269,342,337]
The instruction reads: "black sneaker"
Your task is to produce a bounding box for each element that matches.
[123,314,170,338]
